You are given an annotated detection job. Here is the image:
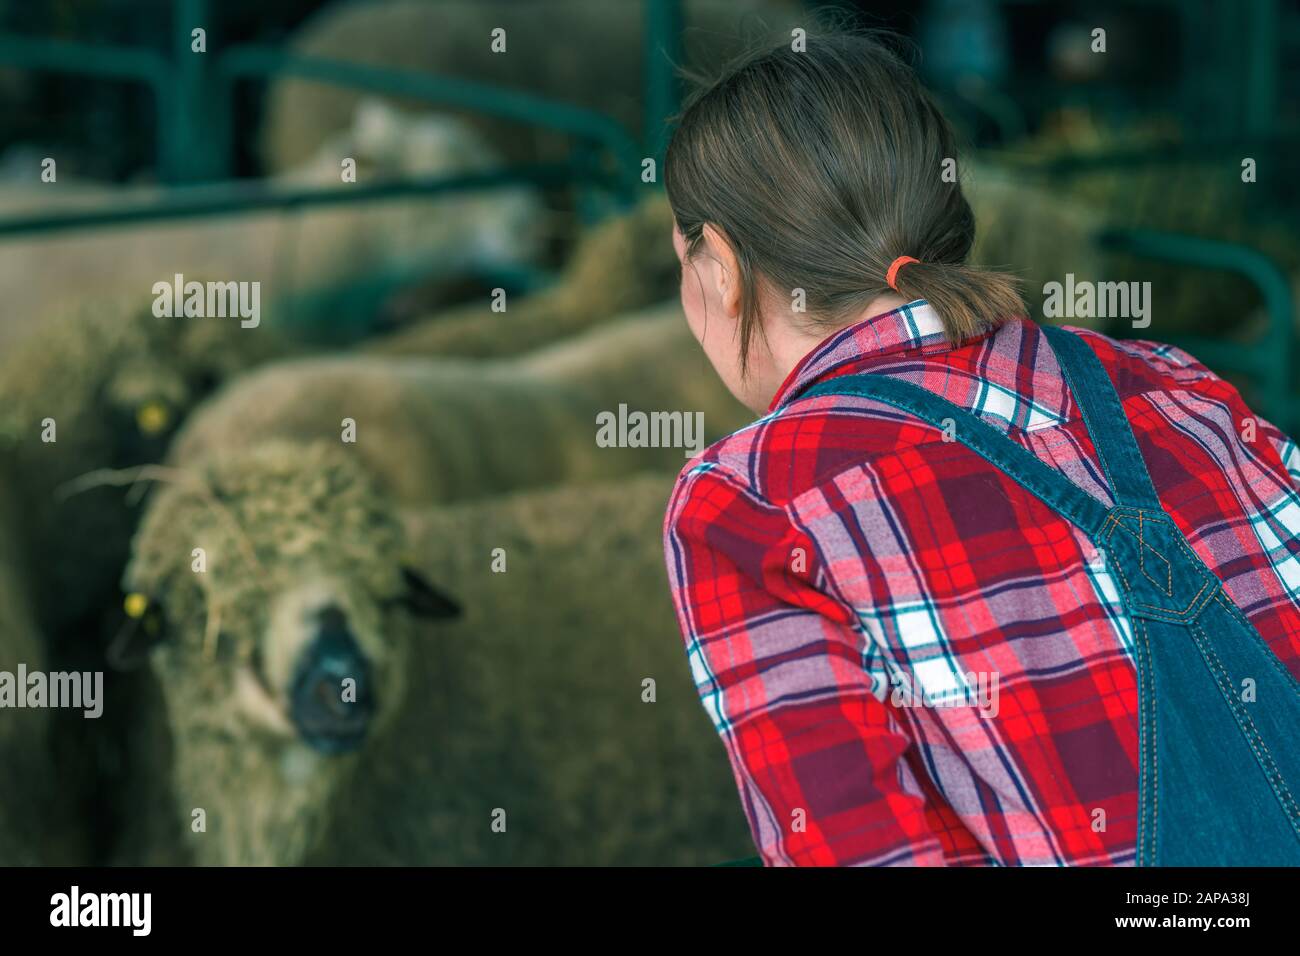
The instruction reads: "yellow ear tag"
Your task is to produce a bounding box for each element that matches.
[136,400,171,435]
[123,592,149,619]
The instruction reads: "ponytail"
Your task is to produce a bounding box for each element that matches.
[886,259,1025,342]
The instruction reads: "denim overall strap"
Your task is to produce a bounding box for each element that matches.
[1038,328,1300,863]
[798,376,1113,539]
[796,327,1300,865]
[1039,326,1162,510]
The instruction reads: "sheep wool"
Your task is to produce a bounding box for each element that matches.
[126,458,754,865]
[262,0,806,174]
[170,300,751,508]
[367,192,677,359]
[0,294,282,640]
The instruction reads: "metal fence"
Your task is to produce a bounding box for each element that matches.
[0,0,680,188]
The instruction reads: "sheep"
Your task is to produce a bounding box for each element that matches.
[0,295,282,641]
[261,0,808,174]
[0,98,545,344]
[119,439,418,865]
[367,191,676,358]
[371,164,1109,363]
[965,159,1108,327]
[0,455,85,864]
[975,137,1300,335]
[0,295,285,865]
[116,297,751,864]
[124,458,754,865]
[168,300,751,506]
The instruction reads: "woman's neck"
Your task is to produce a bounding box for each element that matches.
[753,293,912,412]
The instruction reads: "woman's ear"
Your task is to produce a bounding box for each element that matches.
[701,223,742,319]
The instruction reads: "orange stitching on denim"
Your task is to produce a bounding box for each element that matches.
[1193,622,1300,832]
[1212,590,1300,697]
[1134,616,1157,865]
[1137,512,1174,595]
[1100,510,1211,620]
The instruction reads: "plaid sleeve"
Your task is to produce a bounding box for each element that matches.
[1123,336,1300,491]
[663,463,945,866]
[1267,428,1300,493]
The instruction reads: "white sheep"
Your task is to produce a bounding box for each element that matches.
[0,98,544,345]
[367,191,676,359]
[168,300,749,506]
[125,460,753,865]
[261,0,807,173]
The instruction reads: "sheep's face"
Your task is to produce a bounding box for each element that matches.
[123,441,459,759]
[0,297,277,476]
[350,98,499,180]
[104,302,280,462]
[298,99,500,186]
[102,352,192,463]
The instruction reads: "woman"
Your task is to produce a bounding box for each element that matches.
[662,33,1300,866]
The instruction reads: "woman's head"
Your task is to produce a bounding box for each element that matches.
[665,32,1023,411]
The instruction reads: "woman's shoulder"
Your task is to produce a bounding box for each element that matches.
[670,392,920,514]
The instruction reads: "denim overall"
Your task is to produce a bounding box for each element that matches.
[801,325,1300,865]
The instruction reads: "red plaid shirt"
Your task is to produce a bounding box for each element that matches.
[664,299,1300,866]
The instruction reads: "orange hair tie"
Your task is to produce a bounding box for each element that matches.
[886,255,919,291]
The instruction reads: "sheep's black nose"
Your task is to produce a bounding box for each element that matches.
[289,608,374,755]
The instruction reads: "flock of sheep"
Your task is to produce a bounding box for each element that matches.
[0,173,764,864]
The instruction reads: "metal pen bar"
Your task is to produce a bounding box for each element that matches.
[643,0,684,166]
[0,165,588,238]
[1096,228,1296,430]
[0,34,170,83]
[215,46,644,180]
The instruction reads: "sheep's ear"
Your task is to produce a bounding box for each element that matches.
[398,567,461,620]
[107,592,168,670]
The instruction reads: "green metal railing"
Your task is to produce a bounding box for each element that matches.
[1092,227,1294,434]
[0,0,686,337]
[0,0,683,191]
[1096,229,1298,434]
[209,47,643,194]
[0,166,587,237]
[986,139,1300,434]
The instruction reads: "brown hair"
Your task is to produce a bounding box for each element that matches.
[665,31,1024,373]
